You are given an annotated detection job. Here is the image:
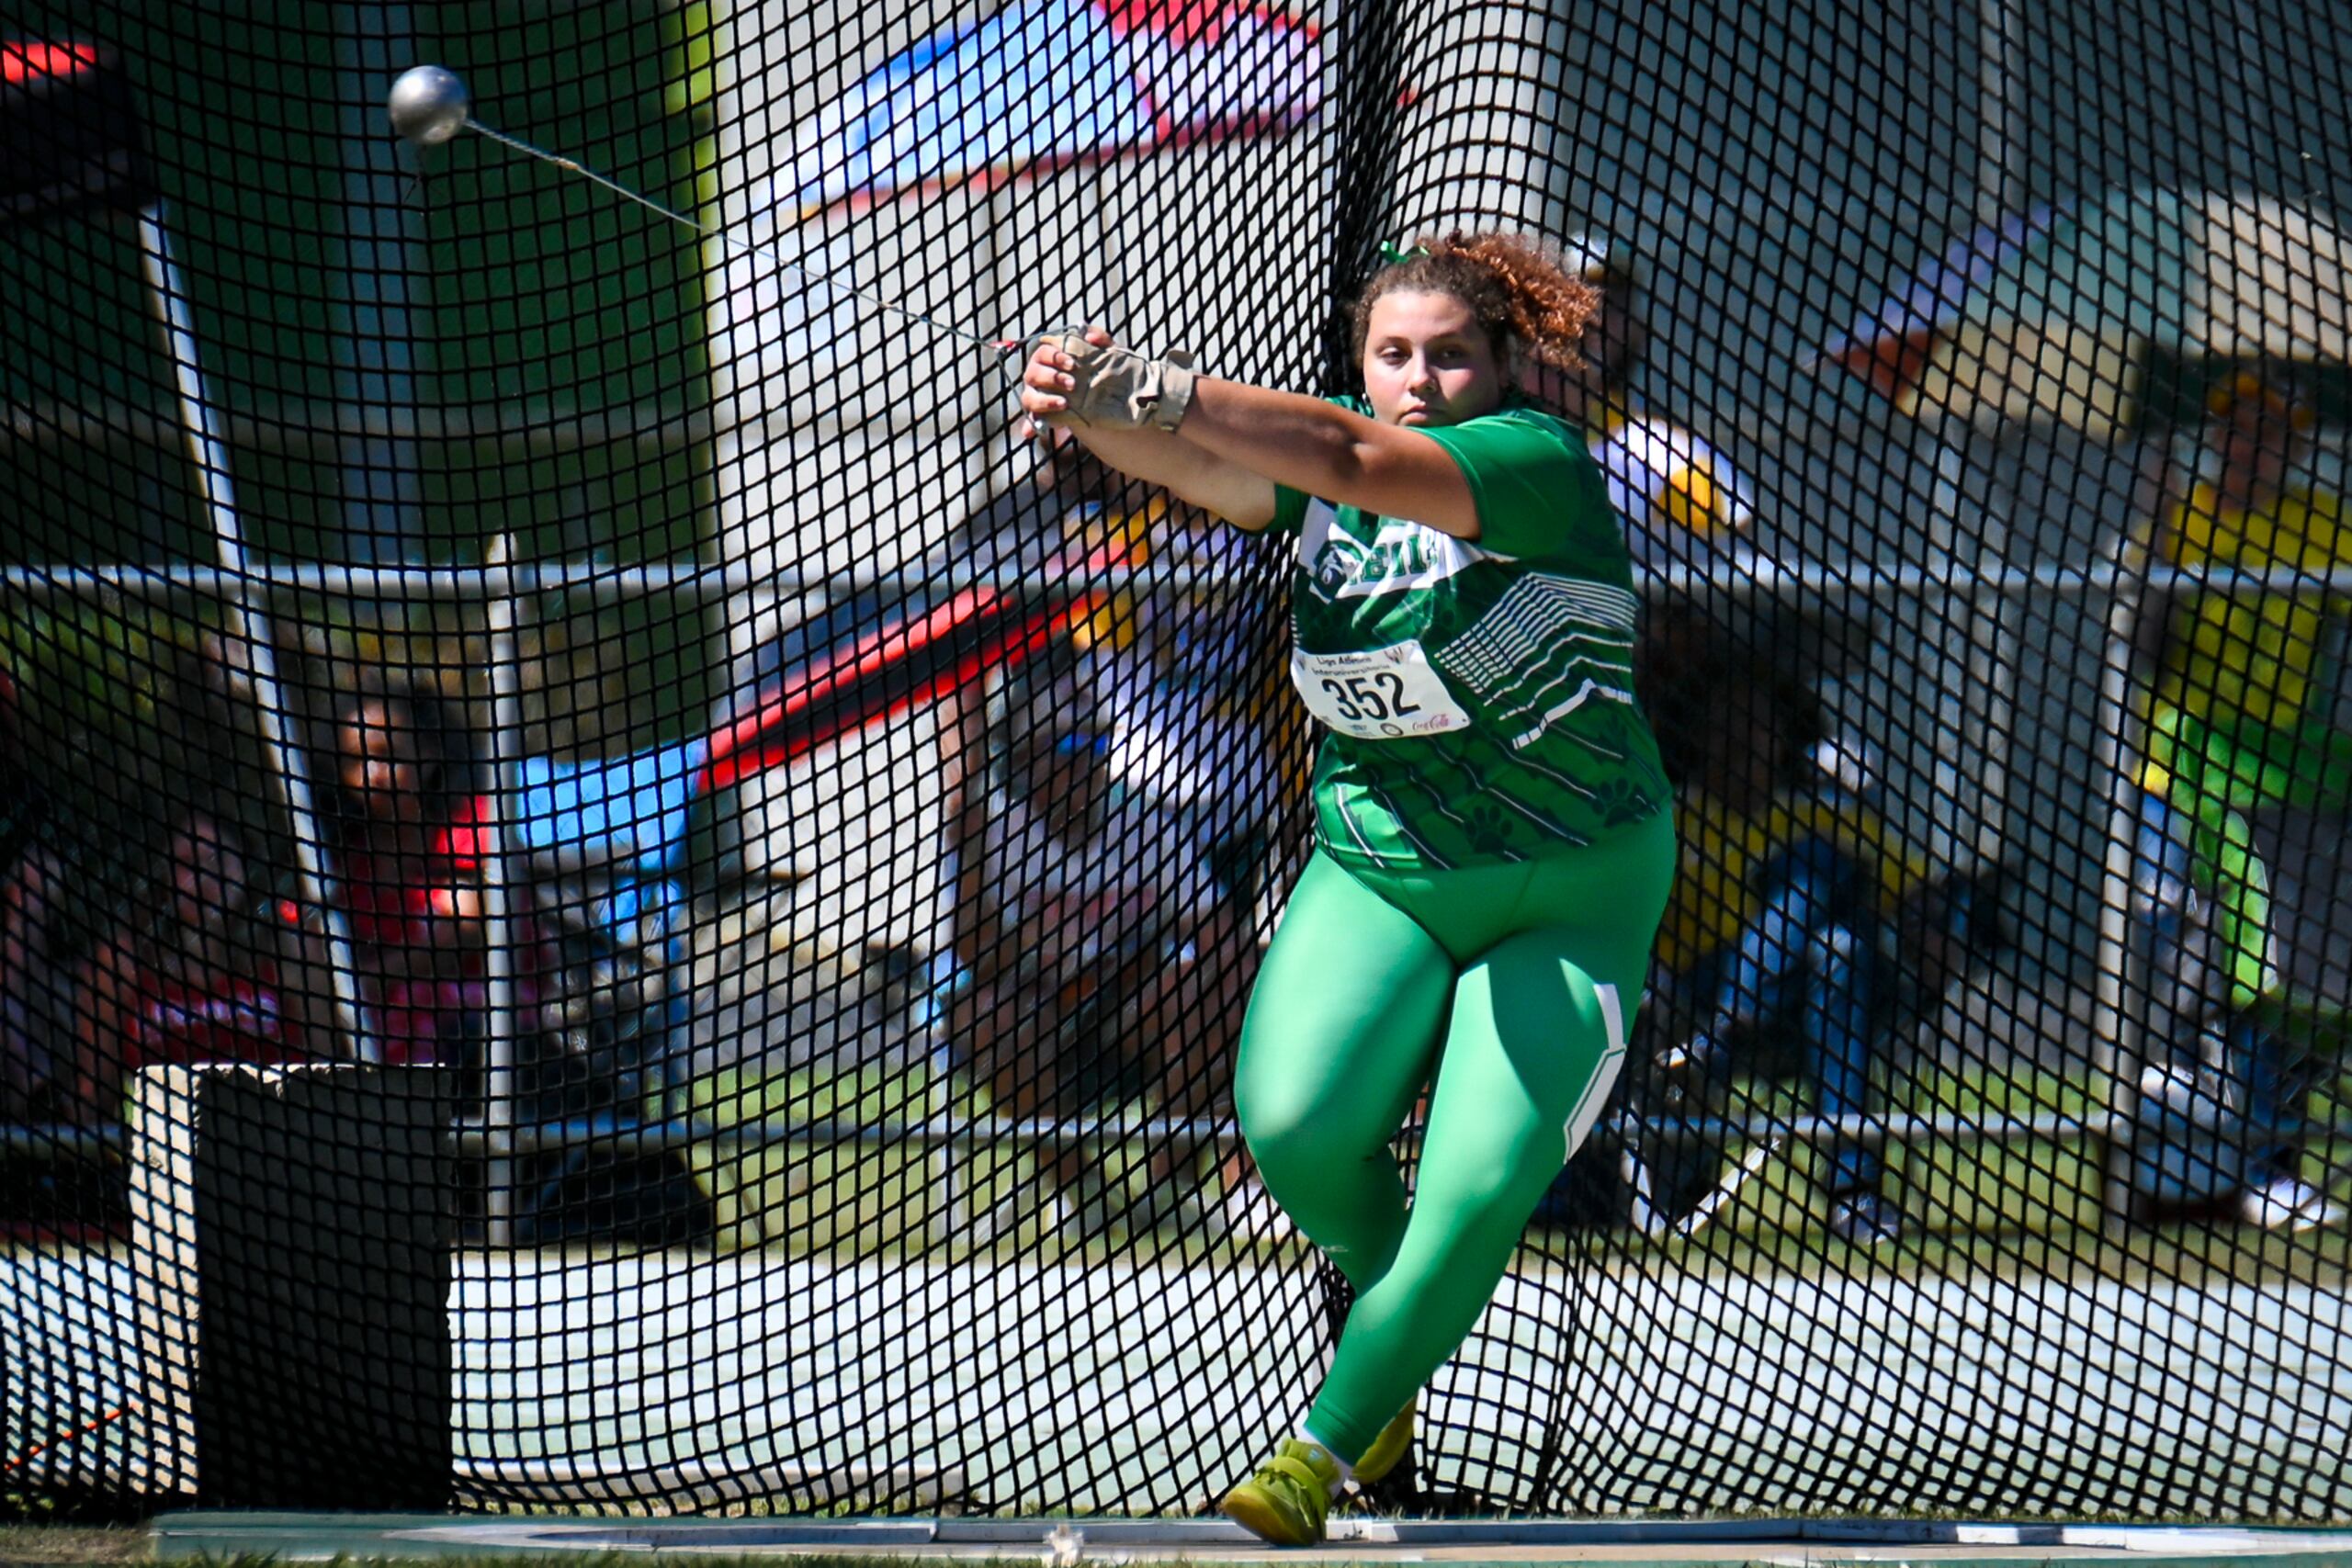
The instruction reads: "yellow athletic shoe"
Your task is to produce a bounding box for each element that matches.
[1352,1398,1415,1485]
[1219,1438,1341,1546]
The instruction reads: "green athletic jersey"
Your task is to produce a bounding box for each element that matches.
[1270,398,1670,869]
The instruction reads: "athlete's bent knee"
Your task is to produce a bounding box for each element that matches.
[1236,1085,1349,1184]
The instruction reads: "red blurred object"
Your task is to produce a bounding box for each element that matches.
[0,37,156,224]
[1822,324,1940,407]
[115,969,305,1073]
[700,577,1107,795]
[0,39,96,84]
[335,793,547,1066]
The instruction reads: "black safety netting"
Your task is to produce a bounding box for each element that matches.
[5,0,2352,1527]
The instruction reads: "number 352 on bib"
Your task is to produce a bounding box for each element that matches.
[1291,640,1472,740]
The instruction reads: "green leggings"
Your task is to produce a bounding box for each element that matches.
[1234,809,1677,1463]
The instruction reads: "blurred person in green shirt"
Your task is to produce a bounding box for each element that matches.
[2132,368,2351,1232]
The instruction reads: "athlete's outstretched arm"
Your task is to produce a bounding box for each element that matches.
[1173,378,1478,540]
[1018,329,1480,538]
[1046,418,1282,531]
[1017,331,1276,528]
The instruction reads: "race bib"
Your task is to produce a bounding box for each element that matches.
[1291,640,1472,739]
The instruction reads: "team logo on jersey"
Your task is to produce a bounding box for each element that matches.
[1307,526,1369,592]
[1298,500,1487,598]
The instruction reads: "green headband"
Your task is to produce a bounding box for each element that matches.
[1377,240,1431,266]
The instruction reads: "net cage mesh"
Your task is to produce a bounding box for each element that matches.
[3,0,2352,1526]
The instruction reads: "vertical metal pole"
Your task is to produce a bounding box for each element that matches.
[335,4,425,563]
[1961,0,2022,866]
[1975,0,2018,231]
[1926,442,2017,867]
[929,667,1010,1250]
[137,206,374,1064]
[2090,669,2150,1236]
[931,987,959,1248]
[477,537,535,1248]
[1915,441,2010,882]
[928,666,956,1250]
[2089,486,2169,1238]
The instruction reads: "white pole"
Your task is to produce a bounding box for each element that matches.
[2087,446,2174,1236]
[1962,0,2022,863]
[136,205,374,1065]
[476,536,535,1247]
[1975,0,2018,230]
[1925,439,2017,870]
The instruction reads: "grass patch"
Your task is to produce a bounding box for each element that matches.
[0,1523,148,1564]
[673,1059,1166,1258]
[666,1055,2352,1289]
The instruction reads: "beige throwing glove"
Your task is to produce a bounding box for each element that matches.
[1039,333,1198,432]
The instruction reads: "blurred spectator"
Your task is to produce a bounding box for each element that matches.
[1532,236,1759,576]
[949,674,1267,1229]
[1638,675,1921,1245]
[1532,238,1880,1236]
[1528,237,1831,804]
[1541,664,2003,1245]
[1087,488,1287,1234]
[0,666,74,1124]
[949,703,1124,1216]
[69,812,321,1124]
[1096,663,1276,1233]
[931,427,1132,1015]
[2130,369,2351,1231]
[327,689,519,1067]
[935,430,1283,1233]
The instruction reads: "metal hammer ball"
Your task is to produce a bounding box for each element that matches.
[388,65,470,145]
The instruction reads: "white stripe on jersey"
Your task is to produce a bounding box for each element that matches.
[1508,679,1638,750]
[1434,575,1638,689]
[1562,983,1628,1158]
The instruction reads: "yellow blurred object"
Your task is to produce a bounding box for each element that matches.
[1067,500,1159,652]
[1589,412,1751,547]
[2204,368,2317,430]
[1657,789,1929,976]
[1660,458,1720,537]
[2155,483,2351,733]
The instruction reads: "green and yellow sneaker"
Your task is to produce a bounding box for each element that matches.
[1351,1398,1415,1485]
[1219,1438,1341,1546]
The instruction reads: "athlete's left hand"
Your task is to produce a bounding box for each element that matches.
[1021,327,1197,433]
[1019,326,1117,429]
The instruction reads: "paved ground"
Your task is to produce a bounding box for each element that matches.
[140,1513,2352,1565]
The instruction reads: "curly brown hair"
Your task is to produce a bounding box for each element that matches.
[1348,230,1599,374]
